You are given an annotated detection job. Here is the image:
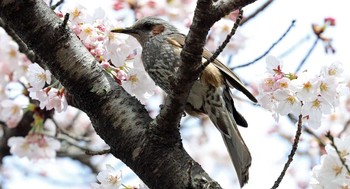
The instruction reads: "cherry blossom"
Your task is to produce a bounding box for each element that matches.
[92,164,122,189]
[27,63,52,90]
[0,99,23,128]
[28,87,68,113]
[311,135,350,189]
[121,61,156,103]
[8,133,61,160]
[274,89,301,116]
[258,55,346,128]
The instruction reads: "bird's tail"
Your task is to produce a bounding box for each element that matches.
[221,129,251,187]
[204,86,251,187]
[214,109,251,187]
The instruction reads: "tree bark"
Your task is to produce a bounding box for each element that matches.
[0,0,256,188]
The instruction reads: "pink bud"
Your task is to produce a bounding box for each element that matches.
[324,17,336,26]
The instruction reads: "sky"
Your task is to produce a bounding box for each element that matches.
[2,0,350,189]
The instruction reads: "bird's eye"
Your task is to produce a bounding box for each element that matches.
[143,22,154,30]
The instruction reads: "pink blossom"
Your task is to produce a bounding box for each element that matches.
[28,87,67,112]
[121,60,156,103]
[324,17,336,26]
[66,5,90,24]
[0,99,23,128]
[92,164,122,189]
[321,61,343,78]
[265,55,284,75]
[28,87,49,109]
[274,89,301,116]
[27,63,52,90]
[311,135,350,188]
[46,88,68,113]
[259,56,345,129]
[7,136,31,158]
[302,96,332,128]
[8,134,61,159]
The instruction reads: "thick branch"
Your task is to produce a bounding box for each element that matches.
[0,0,222,188]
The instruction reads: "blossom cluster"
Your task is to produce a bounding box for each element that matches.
[8,133,61,159]
[0,27,29,128]
[62,5,156,103]
[258,55,347,128]
[311,136,350,188]
[27,63,68,113]
[0,25,63,160]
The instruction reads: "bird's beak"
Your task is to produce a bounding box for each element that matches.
[111,27,137,34]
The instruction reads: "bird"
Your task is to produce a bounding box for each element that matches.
[112,16,257,187]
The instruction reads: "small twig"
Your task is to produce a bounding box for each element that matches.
[303,127,326,149]
[232,20,295,70]
[61,13,70,29]
[51,117,91,142]
[288,114,326,152]
[46,133,97,154]
[325,131,350,174]
[271,114,303,189]
[240,0,274,26]
[337,119,350,137]
[201,8,243,69]
[50,0,64,10]
[85,149,111,155]
[295,37,320,73]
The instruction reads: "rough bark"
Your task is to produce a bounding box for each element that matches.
[0,0,256,188]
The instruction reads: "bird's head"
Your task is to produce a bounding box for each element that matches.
[111,17,179,46]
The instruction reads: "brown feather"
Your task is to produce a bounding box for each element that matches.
[167,34,257,103]
[200,63,223,87]
[202,49,257,103]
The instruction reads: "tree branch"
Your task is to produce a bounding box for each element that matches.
[0,0,231,188]
[0,0,260,188]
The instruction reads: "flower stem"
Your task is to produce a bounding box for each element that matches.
[325,131,350,174]
[271,114,303,189]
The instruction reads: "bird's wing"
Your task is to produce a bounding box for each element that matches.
[167,33,257,103]
[202,49,257,103]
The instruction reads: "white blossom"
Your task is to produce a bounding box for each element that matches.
[27,63,52,90]
[0,99,23,128]
[93,164,122,189]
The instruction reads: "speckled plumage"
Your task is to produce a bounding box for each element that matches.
[112,17,257,187]
[142,33,180,93]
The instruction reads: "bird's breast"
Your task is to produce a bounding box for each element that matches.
[141,37,181,93]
